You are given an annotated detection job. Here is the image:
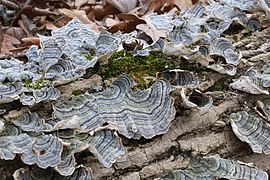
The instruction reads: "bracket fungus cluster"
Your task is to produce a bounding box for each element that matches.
[128,2,258,76]
[0,0,267,105]
[158,69,213,110]
[1,0,270,179]
[230,67,270,94]
[0,75,175,178]
[159,155,268,180]
[230,109,270,154]
[51,75,175,139]
[9,111,126,174]
[13,166,93,180]
[0,18,137,106]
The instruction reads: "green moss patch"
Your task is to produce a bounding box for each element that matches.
[23,79,45,90]
[208,76,230,91]
[86,51,178,89]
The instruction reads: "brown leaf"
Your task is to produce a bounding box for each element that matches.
[33,16,47,27]
[173,0,195,9]
[105,0,138,13]
[12,5,56,26]
[58,0,97,9]
[5,27,26,41]
[136,23,166,43]
[16,0,52,9]
[1,34,21,54]
[109,22,133,33]
[22,37,40,47]
[93,4,120,20]
[137,0,199,14]
[75,0,97,9]
[18,14,36,36]
[117,13,144,22]
[138,0,179,14]
[45,16,99,32]
[108,13,146,33]
[44,21,60,30]
[86,6,96,21]
[46,16,72,29]
[58,8,93,24]
[105,18,120,27]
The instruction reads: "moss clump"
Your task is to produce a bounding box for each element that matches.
[178,59,206,74]
[72,90,83,96]
[80,52,96,61]
[22,80,32,89]
[208,77,229,91]
[87,50,178,89]
[22,79,45,90]
[32,79,45,89]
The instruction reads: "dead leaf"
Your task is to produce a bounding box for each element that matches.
[16,0,52,9]
[93,4,120,20]
[136,23,166,43]
[12,6,56,26]
[105,0,138,13]
[138,0,177,14]
[58,8,93,24]
[105,18,120,27]
[22,37,40,47]
[86,6,96,21]
[109,13,146,33]
[33,16,46,27]
[75,0,97,9]
[1,34,21,54]
[61,0,98,9]
[48,16,72,29]
[5,27,26,41]
[173,0,196,9]
[44,21,60,30]
[117,13,144,22]
[18,14,36,37]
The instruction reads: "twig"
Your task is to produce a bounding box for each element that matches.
[0,0,20,10]
[0,23,2,53]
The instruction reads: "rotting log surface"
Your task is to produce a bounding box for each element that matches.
[1,14,270,180]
